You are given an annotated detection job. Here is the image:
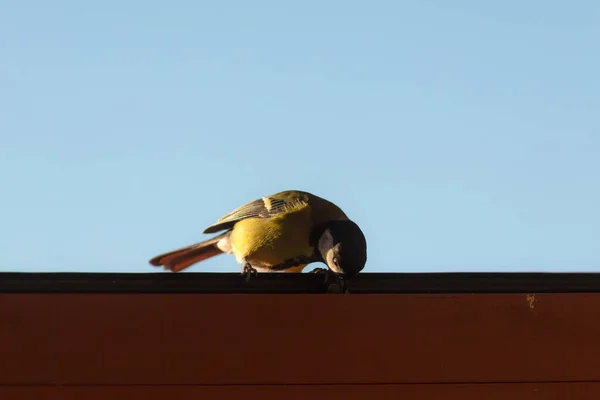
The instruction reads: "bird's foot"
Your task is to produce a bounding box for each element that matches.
[310,267,335,283]
[309,267,348,293]
[241,263,258,282]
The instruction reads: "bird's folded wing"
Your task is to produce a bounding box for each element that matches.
[203,192,309,234]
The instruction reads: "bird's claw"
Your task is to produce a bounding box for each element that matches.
[241,264,258,282]
[310,267,348,293]
[310,267,335,283]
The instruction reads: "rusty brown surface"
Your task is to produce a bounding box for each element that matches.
[1,383,599,400]
[1,293,600,385]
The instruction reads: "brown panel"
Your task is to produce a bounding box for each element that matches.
[1,293,600,385]
[1,383,599,400]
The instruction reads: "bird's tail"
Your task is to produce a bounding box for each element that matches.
[149,232,229,272]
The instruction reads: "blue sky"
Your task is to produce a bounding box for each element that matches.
[1,1,598,273]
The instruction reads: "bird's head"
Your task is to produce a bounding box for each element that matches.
[315,219,367,278]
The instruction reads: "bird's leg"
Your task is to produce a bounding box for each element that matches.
[241,263,258,282]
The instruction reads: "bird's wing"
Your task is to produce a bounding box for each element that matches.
[203,191,309,234]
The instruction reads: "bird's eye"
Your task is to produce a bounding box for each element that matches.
[333,257,339,266]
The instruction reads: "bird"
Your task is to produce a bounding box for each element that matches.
[148,190,367,280]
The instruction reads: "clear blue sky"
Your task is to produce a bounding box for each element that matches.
[1,1,598,273]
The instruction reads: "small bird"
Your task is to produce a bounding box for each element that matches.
[149,190,367,279]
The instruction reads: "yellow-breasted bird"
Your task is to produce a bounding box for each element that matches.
[149,190,367,278]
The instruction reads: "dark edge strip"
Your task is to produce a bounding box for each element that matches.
[2,380,600,387]
[2,272,600,294]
